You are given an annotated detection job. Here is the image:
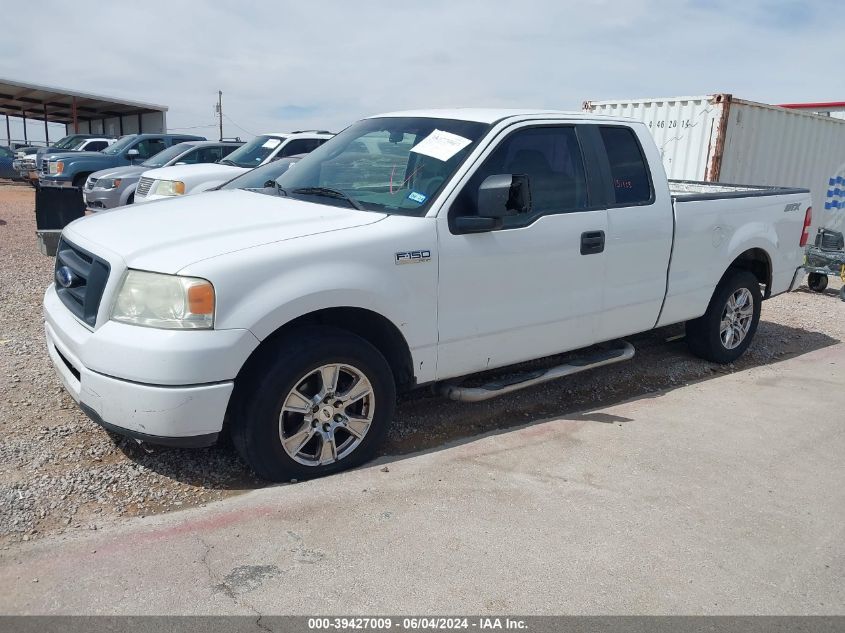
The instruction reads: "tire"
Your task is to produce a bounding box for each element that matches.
[127,193,135,205]
[840,286,845,302]
[231,326,396,482]
[686,270,762,364]
[72,173,91,189]
[808,272,828,292]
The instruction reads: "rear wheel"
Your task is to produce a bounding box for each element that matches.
[840,286,845,302]
[686,270,761,364]
[808,272,828,292]
[231,327,396,482]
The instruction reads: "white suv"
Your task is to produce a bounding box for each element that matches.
[132,131,332,203]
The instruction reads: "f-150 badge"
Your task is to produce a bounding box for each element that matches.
[395,250,431,265]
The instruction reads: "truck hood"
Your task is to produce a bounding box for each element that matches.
[45,150,111,162]
[91,165,146,180]
[141,163,246,182]
[63,189,386,273]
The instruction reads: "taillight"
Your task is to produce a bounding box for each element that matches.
[800,206,812,247]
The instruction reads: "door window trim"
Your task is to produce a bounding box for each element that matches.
[446,122,606,234]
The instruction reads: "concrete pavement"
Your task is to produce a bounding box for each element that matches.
[1,344,843,615]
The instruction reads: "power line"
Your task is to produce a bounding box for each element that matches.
[222,113,257,137]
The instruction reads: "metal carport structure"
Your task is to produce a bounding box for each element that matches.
[0,77,168,146]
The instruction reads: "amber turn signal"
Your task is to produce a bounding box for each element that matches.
[187,282,215,315]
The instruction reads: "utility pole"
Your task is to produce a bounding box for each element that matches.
[215,91,223,141]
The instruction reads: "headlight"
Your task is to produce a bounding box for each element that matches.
[153,180,185,196]
[49,161,64,175]
[98,178,122,189]
[111,270,215,329]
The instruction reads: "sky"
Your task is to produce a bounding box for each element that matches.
[1,0,842,144]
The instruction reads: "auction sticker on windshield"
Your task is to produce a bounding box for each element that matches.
[410,129,472,162]
[262,138,282,149]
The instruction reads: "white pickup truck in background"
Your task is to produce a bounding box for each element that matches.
[44,109,810,481]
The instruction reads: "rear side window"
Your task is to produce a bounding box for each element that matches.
[599,127,652,205]
[279,138,322,157]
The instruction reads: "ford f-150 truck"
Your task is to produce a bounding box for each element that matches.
[43,109,811,481]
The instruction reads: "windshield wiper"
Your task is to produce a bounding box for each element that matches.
[291,187,363,210]
[273,181,288,197]
[218,159,236,166]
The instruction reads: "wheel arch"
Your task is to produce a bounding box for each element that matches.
[722,247,773,298]
[234,306,416,394]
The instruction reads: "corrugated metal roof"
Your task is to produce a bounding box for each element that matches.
[0,77,167,125]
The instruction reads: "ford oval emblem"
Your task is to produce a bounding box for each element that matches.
[56,266,78,288]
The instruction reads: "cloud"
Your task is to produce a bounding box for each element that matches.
[0,0,841,144]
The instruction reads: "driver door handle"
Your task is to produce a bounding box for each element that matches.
[580,231,605,255]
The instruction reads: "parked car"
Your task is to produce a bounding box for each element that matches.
[39,133,205,189]
[68,138,114,152]
[33,138,115,180]
[44,109,809,482]
[133,131,331,203]
[14,134,115,181]
[0,145,17,179]
[84,140,243,210]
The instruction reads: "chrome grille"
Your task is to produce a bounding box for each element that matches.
[54,239,111,327]
[136,177,154,197]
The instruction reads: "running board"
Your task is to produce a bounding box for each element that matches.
[438,341,635,402]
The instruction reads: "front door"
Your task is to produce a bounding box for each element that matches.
[436,123,608,380]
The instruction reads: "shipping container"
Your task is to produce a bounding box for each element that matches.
[583,94,845,233]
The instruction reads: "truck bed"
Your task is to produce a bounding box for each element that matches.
[669,179,808,201]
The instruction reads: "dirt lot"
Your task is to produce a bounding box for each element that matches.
[1,184,843,548]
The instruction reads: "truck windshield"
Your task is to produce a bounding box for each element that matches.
[102,135,139,155]
[142,143,194,168]
[273,117,490,215]
[54,136,82,149]
[221,135,287,168]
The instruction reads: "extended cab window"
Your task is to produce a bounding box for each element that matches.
[452,126,588,226]
[598,126,652,205]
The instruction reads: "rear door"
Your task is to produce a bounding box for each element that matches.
[435,122,609,379]
[589,124,674,341]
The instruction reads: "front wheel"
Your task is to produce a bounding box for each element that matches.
[686,270,762,364]
[231,327,396,482]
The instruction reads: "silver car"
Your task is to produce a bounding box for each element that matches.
[84,140,243,210]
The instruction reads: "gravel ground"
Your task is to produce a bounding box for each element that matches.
[1,184,843,548]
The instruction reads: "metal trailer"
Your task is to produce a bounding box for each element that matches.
[583,94,845,237]
[805,230,845,301]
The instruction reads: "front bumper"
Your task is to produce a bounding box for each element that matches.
[45,320,233,445]
[39,177,75,188]
[83,187,122,210]
[43,284,258,445]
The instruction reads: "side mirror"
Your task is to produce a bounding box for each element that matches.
[477,174,531,218]
[126,149,140,160]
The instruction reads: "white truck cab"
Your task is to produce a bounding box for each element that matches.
[44,109,809,482]
[133,131,332,203]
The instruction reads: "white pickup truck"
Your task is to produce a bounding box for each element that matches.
[44,109,811,481]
